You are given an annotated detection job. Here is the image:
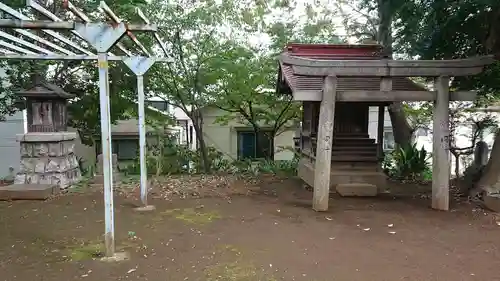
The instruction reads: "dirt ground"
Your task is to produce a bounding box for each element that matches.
[1,176,500,281]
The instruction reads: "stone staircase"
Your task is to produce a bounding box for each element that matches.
[331,133,379,163]
[330,133,385,196]
[297,133,387,196]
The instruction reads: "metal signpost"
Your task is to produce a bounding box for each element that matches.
[0,0,171,257]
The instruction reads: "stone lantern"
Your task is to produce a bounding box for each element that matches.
[13,78,82,189]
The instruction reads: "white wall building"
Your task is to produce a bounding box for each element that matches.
[0,67,28,178]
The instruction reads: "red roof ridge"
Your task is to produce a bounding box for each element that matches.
[285,43,383,60]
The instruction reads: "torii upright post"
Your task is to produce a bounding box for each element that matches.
[123,56,157,211]
[75,23,129,256]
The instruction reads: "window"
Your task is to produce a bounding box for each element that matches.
[383,129,395,151]
[115,140,139,160]
[96,139,139,161]
[148,101,168,112]
[237,130,273,160]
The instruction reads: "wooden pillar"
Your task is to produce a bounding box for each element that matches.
[301,102,314,157]
[377,104,385,159]
[378,77,392,159]
[432,76,451,211]
[313,75,337,211]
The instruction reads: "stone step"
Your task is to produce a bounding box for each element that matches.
[331,163,381,171]
[333,138,376,145]
[335,133,370,138]
[336,183,378,197]
[0,184,58,200]
[332,145,377,151]
[331,155,379,162]
[332,150,377,156]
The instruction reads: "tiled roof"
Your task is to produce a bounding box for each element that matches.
[278,44,426,93]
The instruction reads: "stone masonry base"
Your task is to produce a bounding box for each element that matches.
[14,132,82,189]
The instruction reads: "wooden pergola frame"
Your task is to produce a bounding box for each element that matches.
[281,53,496,212]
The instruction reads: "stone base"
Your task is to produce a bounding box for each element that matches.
[93,154,120,185]
[134,205,156,212]
[336,183,378,197]
[484,193,500,212]
[100,252,130,262]
[0,184,58,200]
[298,158,386,195]
[14,132,82,189]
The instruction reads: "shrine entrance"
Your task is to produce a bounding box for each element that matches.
[334,102,369,134]
[277,43,494,212]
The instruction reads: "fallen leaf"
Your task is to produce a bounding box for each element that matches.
[387,224,394,227]
[388,231,396,234]
[325,217,333,221]
[363,228,371,231]
[127,268,137,274]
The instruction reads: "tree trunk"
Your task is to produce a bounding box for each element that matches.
[191,111,211,173]
[377,0,414,147]
[388,103,413,147]
[476,129,500,193]
[454,153,460,178]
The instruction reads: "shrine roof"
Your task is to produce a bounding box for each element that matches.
[278,43,425,94]
[16,80,74,99]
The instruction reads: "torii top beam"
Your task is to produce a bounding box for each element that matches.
[280,53,496,77]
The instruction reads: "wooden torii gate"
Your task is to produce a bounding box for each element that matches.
[278,44,495,211]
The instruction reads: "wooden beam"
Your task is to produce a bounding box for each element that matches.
[293,90,477,102]
[313,75,337,211]
[292,65,486,77]
[280,53,495,77]
[432,76,451,211]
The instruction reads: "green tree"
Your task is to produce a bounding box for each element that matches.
[209,1,342,159]
[336,0,418,147]
[144,0,260,172]
[393,0,500,193]
[211,44,300,159]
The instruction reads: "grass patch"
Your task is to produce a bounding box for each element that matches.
[68,241,105,261]
[68,177,92,193]
[161,208,221,225]
[65,238,138,261]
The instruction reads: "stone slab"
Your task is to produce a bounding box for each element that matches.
[336,183,378,197]
[298,159,386,193]
[134,205,156,212]
[96,154,119,175]
[0,184,58,200]
[16,132,77,142]
[484,193,500,213]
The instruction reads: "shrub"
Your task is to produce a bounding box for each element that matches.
[123,135,300,177]
[383,143,431,181]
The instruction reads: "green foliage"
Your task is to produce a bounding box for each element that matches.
[383,143,431,181]
[124,133,298,176]
[124,134,230,175]
[393,0,500,100]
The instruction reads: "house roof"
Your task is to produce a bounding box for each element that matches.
[277,43,426,94]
